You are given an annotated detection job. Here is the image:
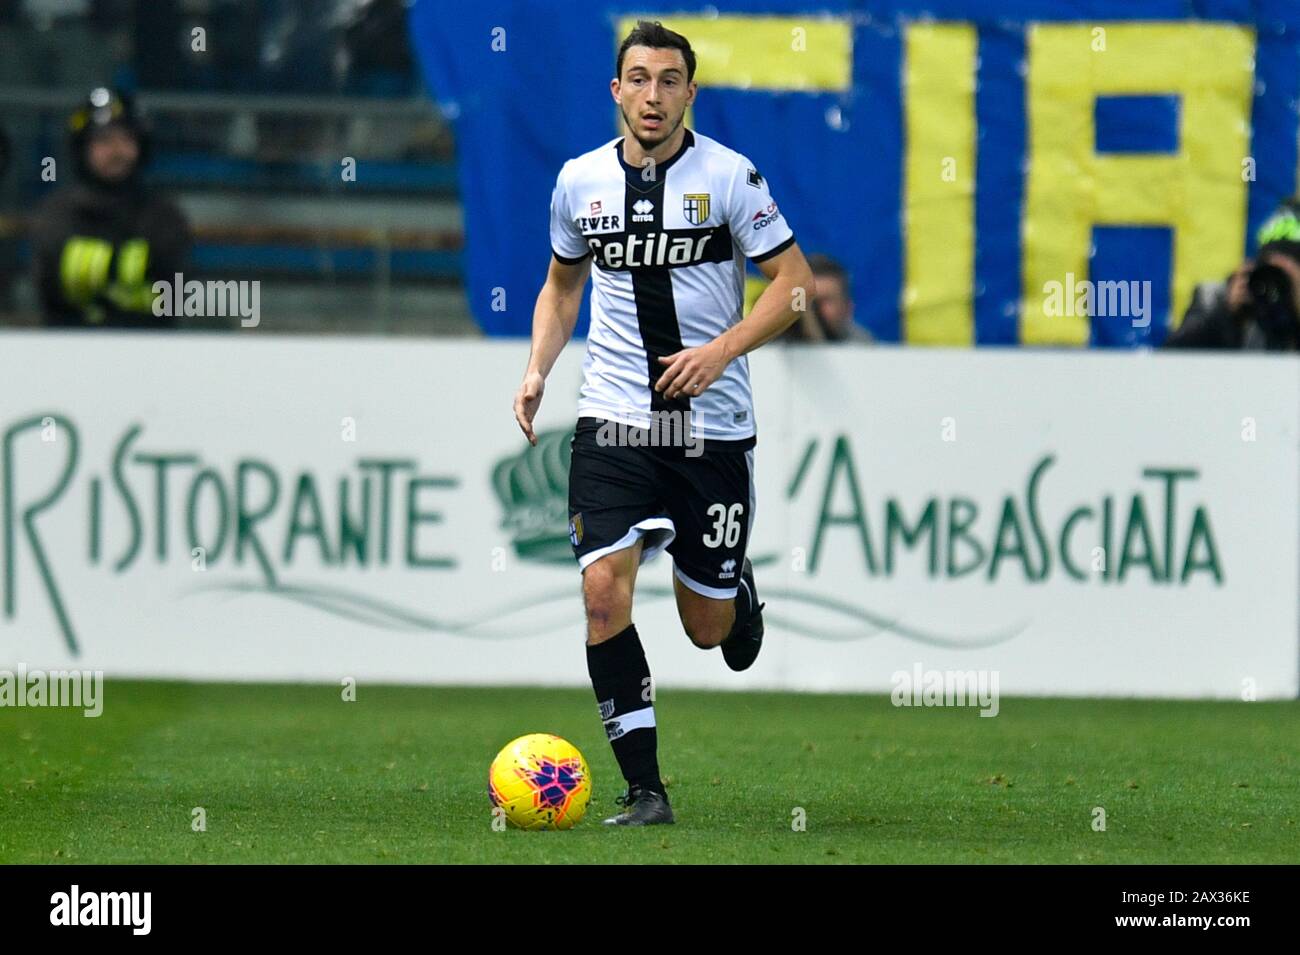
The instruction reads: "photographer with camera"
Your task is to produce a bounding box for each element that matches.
[1165,199,1300,351]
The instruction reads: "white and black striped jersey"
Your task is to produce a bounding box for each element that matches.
[549,129,795,446]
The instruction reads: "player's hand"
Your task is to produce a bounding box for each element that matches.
[655,342,728,401]
[513,371,545,446]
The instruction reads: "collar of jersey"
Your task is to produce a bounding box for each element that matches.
[615,128,695,185]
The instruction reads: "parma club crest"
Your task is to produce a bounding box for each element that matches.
[682,193,711,226]
[569,513,584,546]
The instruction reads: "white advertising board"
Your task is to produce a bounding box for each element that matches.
[1,332,1295,697]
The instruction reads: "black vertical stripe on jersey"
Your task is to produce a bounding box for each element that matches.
[621,134,692,418]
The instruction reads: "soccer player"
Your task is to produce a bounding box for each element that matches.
[512,20,815,825]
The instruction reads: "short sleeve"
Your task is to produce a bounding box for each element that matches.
[549,163,590,264]
[727,156,795,263]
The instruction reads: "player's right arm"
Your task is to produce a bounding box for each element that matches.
[514,253,591,445]
[514,161,593,446]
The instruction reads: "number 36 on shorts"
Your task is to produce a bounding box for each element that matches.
[702,502,744,548]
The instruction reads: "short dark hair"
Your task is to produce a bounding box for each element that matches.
[616,20,696,83]
[808,253,851,296]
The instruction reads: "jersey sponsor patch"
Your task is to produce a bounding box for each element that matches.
[577,213,621,233]
[751,202,782,230]
[585,225,732,271]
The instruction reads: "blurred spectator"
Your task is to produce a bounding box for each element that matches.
[1165,199,1300,351]
[30,87,191,328]
[131,0,418,96]
[342,0,418,97]
[781,253,872,343]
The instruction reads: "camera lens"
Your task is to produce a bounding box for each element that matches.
[1247,263,1292,306]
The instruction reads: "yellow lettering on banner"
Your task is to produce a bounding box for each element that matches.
[903,23,976,345]
[614,16,852,133]
[1022,23,1254,344]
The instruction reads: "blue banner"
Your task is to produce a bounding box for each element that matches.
[410,1,1300,346]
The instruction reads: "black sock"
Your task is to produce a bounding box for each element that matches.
[586,623,663,795]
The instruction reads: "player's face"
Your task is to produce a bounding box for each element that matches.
[612,46,696,151]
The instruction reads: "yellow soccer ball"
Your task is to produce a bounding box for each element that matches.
[488,733,592,830]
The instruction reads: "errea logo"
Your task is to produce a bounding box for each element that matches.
[632,199,655,223]
[720,558,737,579]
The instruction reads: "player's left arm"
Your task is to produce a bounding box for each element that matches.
[655,241,814,400]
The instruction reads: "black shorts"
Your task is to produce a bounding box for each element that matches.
[567,417,755,599]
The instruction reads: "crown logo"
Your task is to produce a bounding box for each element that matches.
[491,428,574,564]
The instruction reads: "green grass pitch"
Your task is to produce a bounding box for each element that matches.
[1,681,1296,863]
